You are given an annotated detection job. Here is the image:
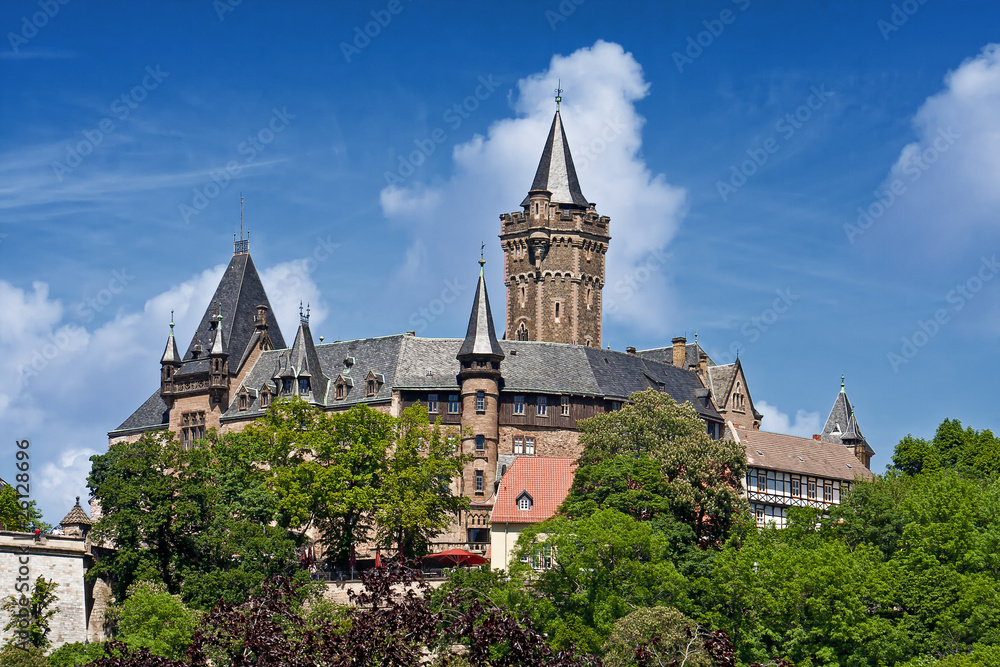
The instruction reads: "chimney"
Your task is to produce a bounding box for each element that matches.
[699,351,708,376]
[406,331,415,336]
[626,346,636,355]
[813,434,821,441]
[671,336,687,367]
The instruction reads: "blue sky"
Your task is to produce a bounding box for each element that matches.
[2,0,999,523]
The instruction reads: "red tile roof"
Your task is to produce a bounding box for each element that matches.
[734,427,874,482]
[491,456,576,524]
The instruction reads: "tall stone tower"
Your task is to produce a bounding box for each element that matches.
[499,107,611,347]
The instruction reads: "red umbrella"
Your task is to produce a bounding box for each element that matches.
[423,548,488,567]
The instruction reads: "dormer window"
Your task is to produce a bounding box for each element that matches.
[516,490,533,511]
[298,378,310,395]
[367,379,376,396]
[364,371,384,398]
[238,392,249,411]
[260,386,272,409]
[281,379,293,395]
[336,383,346,400]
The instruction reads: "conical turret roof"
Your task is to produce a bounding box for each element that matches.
[520,110,589,208]
[458,261,504,360]
[160,321,180,365]
[60,497,91,528]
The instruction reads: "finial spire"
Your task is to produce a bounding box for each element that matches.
[169,310,174,332]
[554,79,563,110]
[841,374,845,392]
[234,194,249,255]
[479,242,486,275]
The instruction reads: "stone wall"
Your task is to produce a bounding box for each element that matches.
[0,533,93,649]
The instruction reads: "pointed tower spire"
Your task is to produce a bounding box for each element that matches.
[160,311,181,364]
[458,258,504,362]
[210,307,226,357]
[520,109,589,207]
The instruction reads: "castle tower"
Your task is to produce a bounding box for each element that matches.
[821,377,875,468]
[457,259,504,513]
[499,106,611,347]
[159,314,181,397]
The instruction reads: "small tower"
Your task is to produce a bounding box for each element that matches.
[821,376,874,468]
[208,308,230,405]
[457,258,505,508]
[159,313,182,399]
[59,497,92,539]
[500,97,611,347]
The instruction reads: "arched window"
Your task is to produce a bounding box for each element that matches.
[517,322,528,341]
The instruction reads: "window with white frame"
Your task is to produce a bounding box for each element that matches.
[448,394,460,413]
[537,396,547,417]
[514,437,523,454]
[476,390,485,412]
[475,470,484,493]
[475,435,485,451]
[428,393,438,413]
[561,396,570,416]
[525,437,535,455]
[514,395,525,415]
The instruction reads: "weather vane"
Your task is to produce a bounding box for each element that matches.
[554,79,563,110]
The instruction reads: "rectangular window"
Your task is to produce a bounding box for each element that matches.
[181,412,205,450]
[448,394,460,413]
[476,390,485,412]
[475,470,484,493]
[561,396,570,416]
[427,393,438,413]
[282,378,293,395]
[475,434,485,451]
[525,437,535,455]
[537,396,547,417]
[514,437,523,454]
[808,481,817,500]
[791,479,801,497]
[299,378,311,395]
[824,484,833,503]
[514,395,525,415]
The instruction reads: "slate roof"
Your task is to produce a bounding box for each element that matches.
[457,265,504,360]
[491,457,576,524]
[60,497,92,527]
[520,110,589,208]
[111,390,169,435]
[707,364,737,409]
[160,325,180,364]
[637,342,714,369]
[735,426,873,482]
[118,335,725,431]
[283,319,330,400]
[821,384,874,455]
[181,253,285,368]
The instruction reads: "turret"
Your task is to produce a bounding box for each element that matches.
[458,259,504,503]
[159,313,182,398]
[59,497,92,539]
[208,309,229,403]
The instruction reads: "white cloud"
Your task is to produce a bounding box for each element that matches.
[756,400,822,439]
[379,40,687,335]
[0,258,324,524]
[866,44,1000,259]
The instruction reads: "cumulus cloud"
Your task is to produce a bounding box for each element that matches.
[756,400,822,439]
[856,44,1000,259]
[0,257,324,523]
[380,40,687,335]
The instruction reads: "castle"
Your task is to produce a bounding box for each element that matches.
[108,105,874,551]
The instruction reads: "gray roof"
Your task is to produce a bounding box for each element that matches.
[821,384,874,456]
[520,110,589,208]
[707,364,737,409]
[118,335,724,431]
[637,342,714,369]
[457,266,504,360]
[281,319,330,400]
[111,390,169,435]
[182,253,285,366]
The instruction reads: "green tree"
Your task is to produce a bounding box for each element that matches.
[111,581,200,659]
[1,576,60,650]
[511,508,689,653]
[0,644,49,667]
[567,389,748,545]
[0,485,51,533]
[603,606,710,667]
[374,404,467,559]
